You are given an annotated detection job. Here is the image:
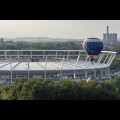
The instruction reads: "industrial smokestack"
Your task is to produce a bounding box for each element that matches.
[107,26,109,34]
[106,26,109,45]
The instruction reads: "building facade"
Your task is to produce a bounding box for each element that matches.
[103,26,117,49]
[103,33,117,46]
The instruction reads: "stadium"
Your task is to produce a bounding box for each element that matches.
[0,49,116,83]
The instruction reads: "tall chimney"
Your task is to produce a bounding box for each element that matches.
[106,26,109,45]
[107,26,109,34]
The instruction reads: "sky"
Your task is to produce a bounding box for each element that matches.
[0,20,120,39]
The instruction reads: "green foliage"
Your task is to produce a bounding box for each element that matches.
[0,78,120,100]
[111,55,120,72]
[0,41,81,50]
[108,44,120,72]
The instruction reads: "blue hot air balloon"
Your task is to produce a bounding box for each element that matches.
[82,38,103,63]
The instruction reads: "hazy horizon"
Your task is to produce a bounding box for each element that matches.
[0,20,120,39]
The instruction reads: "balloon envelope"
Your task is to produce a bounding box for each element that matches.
[82,38,103,55]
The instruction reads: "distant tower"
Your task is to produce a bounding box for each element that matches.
[0,38,4,45]
[106,26,109,45]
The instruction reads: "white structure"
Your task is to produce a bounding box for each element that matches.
[103,26,117,47]
[111,71,120,77]
[0,50,117,83]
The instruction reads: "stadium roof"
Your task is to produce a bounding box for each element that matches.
[0,60,109,71]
